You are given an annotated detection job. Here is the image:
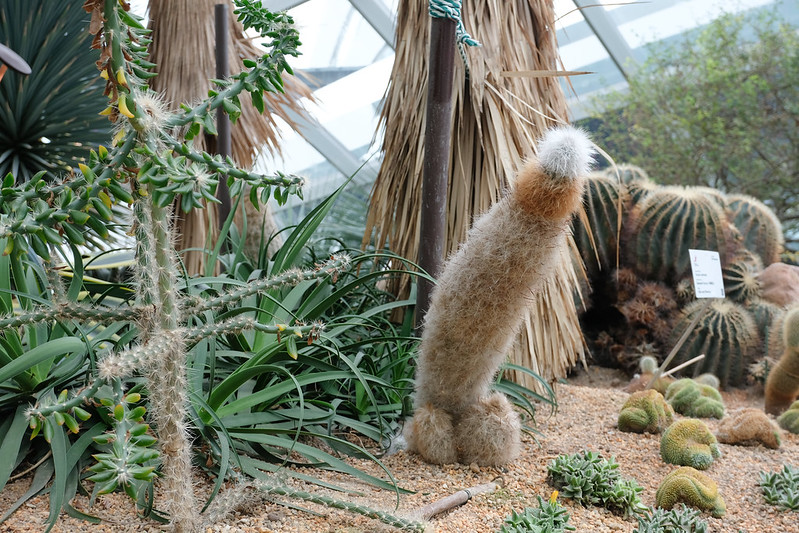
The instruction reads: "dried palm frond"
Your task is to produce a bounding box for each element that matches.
[147,0,313,273]
[364,0,588,391]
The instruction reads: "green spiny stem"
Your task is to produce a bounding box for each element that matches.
[26,380,104,418]
[184,254,350,316]
[255,482,426,532]
[185,317,323,346]
[0,304,142,330]
[98,332,181,380]
[164,136,305,190]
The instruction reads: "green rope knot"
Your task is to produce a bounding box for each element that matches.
[429,0,481,74]
[428,0,481,48]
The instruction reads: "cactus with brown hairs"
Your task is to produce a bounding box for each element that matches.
[618,389,674,433]
[726,193,784,266]
[660,419,721,470]
[628,186,729,283]
[764,306,799,415]
[404,126,594,465]
[668,299,760,389]
[776,400,799,433]
[716,408,781,449]
[656,467,726,518]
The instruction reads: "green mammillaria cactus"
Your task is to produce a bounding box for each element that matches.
[618,389,675,433]
[629,186,728,283]
[660,419,721,470]
[656,466,726,518]
[665,379,725,419]
[716,408,781,449]
[726,193,784,266]
[668,300,760,389]
[765,307,799,415]
[723,250,763,304]
[574,173,625,277]
[777,401,799,434]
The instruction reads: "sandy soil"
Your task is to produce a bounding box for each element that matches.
[1,365,797,532]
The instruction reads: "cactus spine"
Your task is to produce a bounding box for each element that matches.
[764,306,799,415]
[405,126,594,465]
[668,299,759,389]
[573,173,624,277]
[726,193,784,265]
[655,467,726,518]
[629,186,728,283]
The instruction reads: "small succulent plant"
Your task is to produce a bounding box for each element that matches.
[618,389,674,433]
[547,450,648,518]
[715,408,781,449]
[655,466,726,518]
[498,493,576,533]
[760,465,799,512]
[660,419,721,470]
[633,504,709,533]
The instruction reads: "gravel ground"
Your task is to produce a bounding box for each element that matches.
[1,366,797,532]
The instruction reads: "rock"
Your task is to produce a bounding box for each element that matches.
[759,263,799,308]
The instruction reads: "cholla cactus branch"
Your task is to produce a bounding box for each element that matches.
[184,253,350,316]
[98,331,185,380]
[253,480,427,532]
[185,317,324,346]
[0,303,142,330]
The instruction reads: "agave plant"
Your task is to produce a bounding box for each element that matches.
[0,0,110,180]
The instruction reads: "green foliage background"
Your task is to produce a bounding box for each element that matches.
[590,10,799,249]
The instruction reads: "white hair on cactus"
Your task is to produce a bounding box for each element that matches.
[537,125,595,178]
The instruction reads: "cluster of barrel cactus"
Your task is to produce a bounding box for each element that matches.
[573,164,792,390]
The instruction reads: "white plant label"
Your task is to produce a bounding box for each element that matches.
[688,249,725,298]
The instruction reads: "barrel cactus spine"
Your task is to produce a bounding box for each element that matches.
[574,173,626,278]
[726,193,785,266]
[668,299,760,389]
[629,186,729,284]
[723,249,763,304]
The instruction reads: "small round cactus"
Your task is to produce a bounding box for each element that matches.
[618,389,675,433]
[777,400,799,434]
[765,306,799,415]
[716,408,781,449]
[655,466,726,518]
[665,378,725,419]
[723,250,763,304]
[660,418,721,470]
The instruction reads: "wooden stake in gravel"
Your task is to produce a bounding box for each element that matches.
[416,477,504,520]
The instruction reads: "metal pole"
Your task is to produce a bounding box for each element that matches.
[416,17,456,328]
[215,3,232,228]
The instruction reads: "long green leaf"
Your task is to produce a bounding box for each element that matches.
[0,405,30,493]
[0,337,86,385]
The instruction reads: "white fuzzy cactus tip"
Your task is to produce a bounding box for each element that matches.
[537,125,595,179]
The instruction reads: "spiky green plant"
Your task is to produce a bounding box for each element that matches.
[664,379,725,419]
[726,193,784,265]
[0,0,110,180]
[628,186,728,283]
[573,173,624,278]
[777,400,799,433]
[606,164,654,204]
[722,249,763,304]
[498,494,575,533]
[618,389,674,433]
[668,299,759,389]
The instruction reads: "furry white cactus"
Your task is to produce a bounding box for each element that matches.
[404,125,594,465]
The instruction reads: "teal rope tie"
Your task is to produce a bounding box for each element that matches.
[429,0,481,74]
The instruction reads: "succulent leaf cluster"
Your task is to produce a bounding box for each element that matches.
[632,504,709,533]
[759,464,799,511]
[498,494,575,533]
[547,450,648,517]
